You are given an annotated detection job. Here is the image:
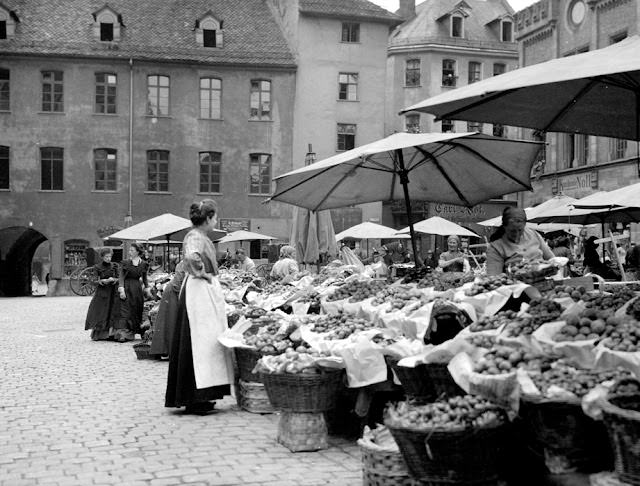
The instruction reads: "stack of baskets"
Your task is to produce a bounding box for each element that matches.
[261,367,344,413]
[385,356,464,402]
[519,396,613,474]
[261,367,345,452]
[602,378,640,485]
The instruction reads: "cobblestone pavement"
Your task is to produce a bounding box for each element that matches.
[0,297,362,486]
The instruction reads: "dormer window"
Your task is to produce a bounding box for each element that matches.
[0,5,18,39]
[93,7,122,42]
[501,20,513,42]
[451,15,463,37]
[195,13,223,48]
[100,22,113,41]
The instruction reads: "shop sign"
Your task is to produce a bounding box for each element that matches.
[429,201,515,223]
[219,218,250,232]
[97,225,123,238]
[552,170,598,195]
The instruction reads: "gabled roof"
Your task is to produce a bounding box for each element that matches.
[299,0,401,25]
[391,0,515,45]
[0,0,296,68]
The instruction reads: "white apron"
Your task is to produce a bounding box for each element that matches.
[185,276,234,389]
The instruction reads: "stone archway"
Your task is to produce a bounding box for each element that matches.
[0,226,48,296]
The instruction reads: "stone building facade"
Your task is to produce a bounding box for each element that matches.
[515,0,640,223]
[0,0,397,295]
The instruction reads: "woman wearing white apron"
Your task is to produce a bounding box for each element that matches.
[165,199,234,414]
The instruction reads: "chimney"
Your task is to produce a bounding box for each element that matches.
[398,0,416,20]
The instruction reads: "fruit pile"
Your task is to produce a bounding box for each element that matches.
[326,279,387,302]
[552,312,612,342]
[627,297,640,321]
[464,274,517,296]
[503,299,563,336]
[417,272,475,291]
[583,287,637,312]
[371,285,424,309]
[507,259,556,283]
[529,364,632,398]
[545,285,589,301]
[243,317,303,354]
[258,348,330,374]
[304,313,377,339]
[385,396,504,430]
[473,347,546,375]
[468,310,517,332]
[601,318,640,352]
[466,334,496,349]
[401,266,432,284]
[603,283,640,292]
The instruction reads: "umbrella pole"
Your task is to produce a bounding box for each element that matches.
[396,150,423,267]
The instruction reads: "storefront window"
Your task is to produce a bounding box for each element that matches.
[64,239,88,276]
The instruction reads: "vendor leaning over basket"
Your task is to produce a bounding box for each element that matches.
[270,245,299,281]
[485,207,554,276]
[165,199,234,415]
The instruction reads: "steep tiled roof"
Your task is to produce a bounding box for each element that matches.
[0,0,296,67]
[391,0,515,46]
[299,0,401,25]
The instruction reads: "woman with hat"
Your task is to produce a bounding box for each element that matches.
[486,207,554,275]
[438,235,471,273]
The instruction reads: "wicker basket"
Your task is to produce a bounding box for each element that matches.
[386,420,506,486]
[511,266,557,284]
[133,342,152,360]
[359,437,417,486]
[235,347,266,383]
[238,379,275,414]
[261,368,344,413]
[602,380,640,485]
[520,397,612,474]
[386,357,463,402]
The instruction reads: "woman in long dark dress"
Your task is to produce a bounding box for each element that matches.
[165,200,233,414]
[84,248,120,341]
[150,261,186,358]
[115,243,149,342]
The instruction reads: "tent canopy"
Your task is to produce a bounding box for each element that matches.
[336,221,410,241]
[397,216,478,238]
[107,213,226,242]
[217,230,275,244]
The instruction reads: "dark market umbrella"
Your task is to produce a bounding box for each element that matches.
[269,132,542,265]
[400,35,640,141]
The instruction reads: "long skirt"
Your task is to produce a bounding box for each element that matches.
[165,289,230,408]
[114,279,144,341]
[150,288,179,357]
[84,284,119,340]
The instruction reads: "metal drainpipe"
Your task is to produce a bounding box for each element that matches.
[126,57,134,225]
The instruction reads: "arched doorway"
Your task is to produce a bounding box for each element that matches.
[0,226,48,296]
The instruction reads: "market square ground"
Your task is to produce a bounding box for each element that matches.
[0,296,362,486]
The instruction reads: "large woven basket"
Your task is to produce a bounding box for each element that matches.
[261,368,344,413]
[520,396,612,473]
[358,437,418,486]
[386,357,463,402]
[386,420,506,486]
[235,347,267,383]
[602,379,640,485]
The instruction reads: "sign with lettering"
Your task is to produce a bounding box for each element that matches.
[219,218,250,232]
[553,171,598,195]
[97,225,123,238]
[428,201,515,223]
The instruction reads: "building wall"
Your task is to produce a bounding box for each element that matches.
[517,0,640,241]
[388,47,518,134]
[0,56,296,280]
[291,15,390,223]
